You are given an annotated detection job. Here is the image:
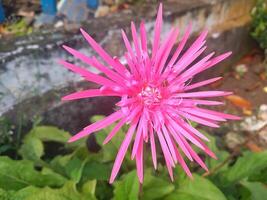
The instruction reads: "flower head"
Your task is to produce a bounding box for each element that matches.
[60,3,239,183]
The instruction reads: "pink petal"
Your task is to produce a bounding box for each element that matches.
[162,125,178,163]
[62,89,122,101]
[177,52,215,82]
[174,91,232,98]
[140,20,147,52]
[136,140,144,183]
[173,30,208,74]
[131,114,144,159]
[167,116,205,150]
[109,121,137,183]
[182,99,224,106]
[167,123,193,161]
[152,3,163,59]
[157,129,175,167]
[62,45,125,84]
[181,136,209,171]
[167,24,192,68]
[181,108,226,122]
[68,111,123,142]
[149,124,157,169]
[181,121,210,141]
[178,111,219,128]
[131,22,141,60]
[205,51,232,70]
[166,159,174,181]
[184,77,222,91]
[171,138,192,178]
[103,117,128,144]
[59,60,116,86]
[198,108,241,120]
[80,28,128,75]
[157,28,180,74]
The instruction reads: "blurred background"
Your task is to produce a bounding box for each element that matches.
[0,0,267,199]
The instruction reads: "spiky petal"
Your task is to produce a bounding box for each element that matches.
[61,3,240,183]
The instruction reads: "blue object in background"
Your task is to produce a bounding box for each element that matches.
[87,0,99,9]
[41,0,57,15]
[0,0,5,23]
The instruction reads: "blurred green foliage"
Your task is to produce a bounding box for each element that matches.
[251,0,267,51]
[0,115,267,199]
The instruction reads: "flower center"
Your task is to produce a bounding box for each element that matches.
[138,85,162,107]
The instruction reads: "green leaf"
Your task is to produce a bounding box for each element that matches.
[28,126,71,143]
[12,186,40,200]
[0,188,13,200]
[19,126,71,162]
[50,147,95,182]
[14,181,95,200]
[0,156,66,191]
[218,151,267,186]
[19,136,44,161]
[165,174,227,200]
[113,170,139,200]
[141,170,175,200]
[81,161,111,182]
[82,180,97,197]
[92,115,133,168]
[65,157,88,183]
[240,181,267,200]
[248,167,267,184]
[50,155,73,177]
[205,134,229,170]
[95,181,113,200]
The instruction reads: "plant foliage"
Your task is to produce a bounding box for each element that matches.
[251,0,267,51]
[0,115,266,199]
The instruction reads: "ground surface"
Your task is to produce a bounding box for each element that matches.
[205,48,267,152]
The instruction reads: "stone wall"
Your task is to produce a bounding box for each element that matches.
[0,0,256,133]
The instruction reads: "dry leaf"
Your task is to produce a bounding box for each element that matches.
[260,72,266,80]
[225,95,252,110]
[243,109,252,116]
[245,141,263,152]
[263,86,267,93]
[210,77,223,88]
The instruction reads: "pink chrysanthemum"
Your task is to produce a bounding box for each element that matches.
[60,4,239,183]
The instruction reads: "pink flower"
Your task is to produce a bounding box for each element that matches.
[60,3,239,183]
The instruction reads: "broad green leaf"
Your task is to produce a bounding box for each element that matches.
[205,134,229,170]
[141,170,175,200]
[19,126,72,162]
[50,146,94,182]
[41,168,68,184]
[95,181,113,200]
[15,181,95,200]
[92,115,131,166]
[240,181,267,200]
[28,126,71,143]
[19,136,44,161]
[92,115,125,150]
[82,180,97,197]
[165,174,227,200]
[218,151,267,186]
[12,186,40,200]
[50,154,73,177]
[81,161,111,182]
[0,188,13,200]
[65,157,88,183]
[113,170,139,200]
[248,167,267,184]
[0,156,66,191]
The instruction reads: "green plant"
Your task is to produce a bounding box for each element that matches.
[251,0,267,51]
[0,115,267,200]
